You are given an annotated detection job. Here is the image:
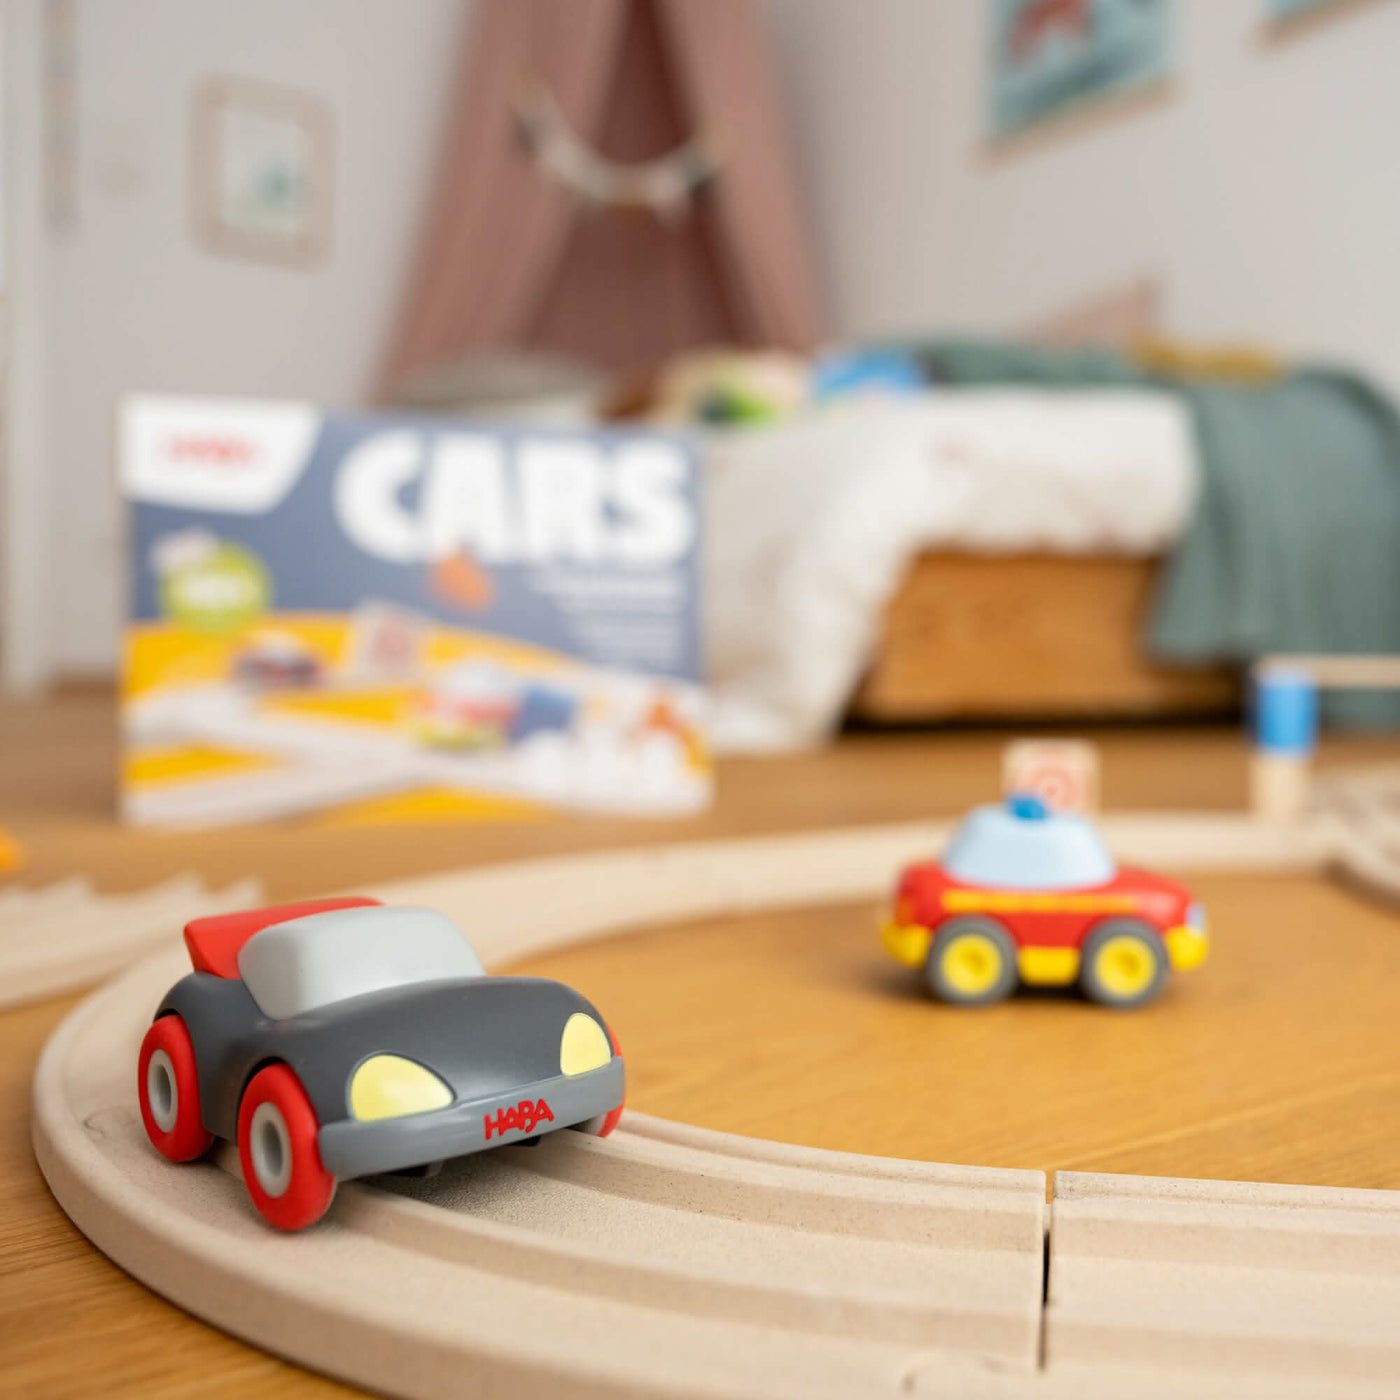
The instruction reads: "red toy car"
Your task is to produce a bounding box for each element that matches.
[882,795,1207,1008]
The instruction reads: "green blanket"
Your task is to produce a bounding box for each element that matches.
[914,340,1400,726]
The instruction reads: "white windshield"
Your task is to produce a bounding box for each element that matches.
[238,906,485,1020]
[942,805,1116,891]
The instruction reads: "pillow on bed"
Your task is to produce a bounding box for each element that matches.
[1025,275,1163,349]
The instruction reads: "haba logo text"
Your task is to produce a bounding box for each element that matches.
[483,1098,555,1141]
[165,434,258,467]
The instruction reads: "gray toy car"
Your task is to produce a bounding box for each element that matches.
[137,896,625,1229]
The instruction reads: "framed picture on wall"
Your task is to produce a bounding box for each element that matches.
[1266,0,1380,23]
[1267,0,1341,15]
[190,77,334,267]
[989,0,1174,139]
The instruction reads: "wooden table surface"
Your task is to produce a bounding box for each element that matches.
[4,691,1400,1396]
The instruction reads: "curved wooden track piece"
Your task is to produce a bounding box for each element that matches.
[1315,766,1400,906]
[1048,1172,1400,1395]
[0,874,261,1009]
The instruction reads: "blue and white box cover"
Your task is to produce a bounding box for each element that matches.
[121,396,709,827]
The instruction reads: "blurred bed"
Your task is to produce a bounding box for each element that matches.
[849,553,1236,723]
[700,388,1234,750]
[843,280,1238,726]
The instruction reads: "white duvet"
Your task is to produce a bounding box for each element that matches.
[705,389,1198,752]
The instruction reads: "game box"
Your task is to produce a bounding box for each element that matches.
[120,396,708,827]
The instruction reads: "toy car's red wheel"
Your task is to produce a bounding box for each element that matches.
[138,1014,214,1162]
[237,1064,336,1231]
[573,1098,625,1138]
[594,1102,625,1138]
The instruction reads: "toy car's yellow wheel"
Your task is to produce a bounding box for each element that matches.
[925,918,1018,1006]
[1079,920,1168,1009]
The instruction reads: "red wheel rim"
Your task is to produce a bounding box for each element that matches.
[237,1064,336,1231]
[597,1023,625,1137]
[137,1014,213,1162]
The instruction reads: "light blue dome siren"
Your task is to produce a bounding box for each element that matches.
[943,801,1116,891]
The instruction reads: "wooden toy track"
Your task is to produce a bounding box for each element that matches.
[0,873,261,1010]
[1316,763,1400,905]
[32,821,1400,1398]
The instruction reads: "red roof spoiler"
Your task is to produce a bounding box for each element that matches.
[184,896,382,979]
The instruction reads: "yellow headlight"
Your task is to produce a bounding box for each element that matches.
[350,1055,453,1122]
[560,1013,611,1076]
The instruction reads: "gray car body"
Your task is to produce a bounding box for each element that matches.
[155,972,625,1180]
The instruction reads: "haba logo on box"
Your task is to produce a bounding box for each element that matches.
[122,397,320,514]
[165,434,257,466]
[334,431,696,567]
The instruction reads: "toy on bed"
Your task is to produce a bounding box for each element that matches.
[643,348,812,426]
[137,897,625,1230]
[628,345,928,428]
[881,795,1207,1008]
[810,347,927,404]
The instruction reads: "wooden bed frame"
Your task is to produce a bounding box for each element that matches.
[851,552,1240,723]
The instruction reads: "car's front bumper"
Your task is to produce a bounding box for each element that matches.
[1164,923,1209,971]
[316,1057,625,1180]
[881,918,932,968]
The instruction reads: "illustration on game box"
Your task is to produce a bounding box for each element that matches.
[121,396,709,828]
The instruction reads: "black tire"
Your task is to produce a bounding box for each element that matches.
[925,917,1019,1006]
[1078,919,1168,1009]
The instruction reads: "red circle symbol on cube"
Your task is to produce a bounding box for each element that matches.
[1028,762,1086,813]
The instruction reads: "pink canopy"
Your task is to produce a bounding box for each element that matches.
[378,0,824,391]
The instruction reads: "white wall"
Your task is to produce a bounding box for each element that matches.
[45,0,468,674]
[763,0,1400,390]
[2,0,56,691]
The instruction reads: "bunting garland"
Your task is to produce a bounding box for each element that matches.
[514,85,721,220]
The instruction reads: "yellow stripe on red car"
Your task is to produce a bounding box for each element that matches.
[941,890,1139,916]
